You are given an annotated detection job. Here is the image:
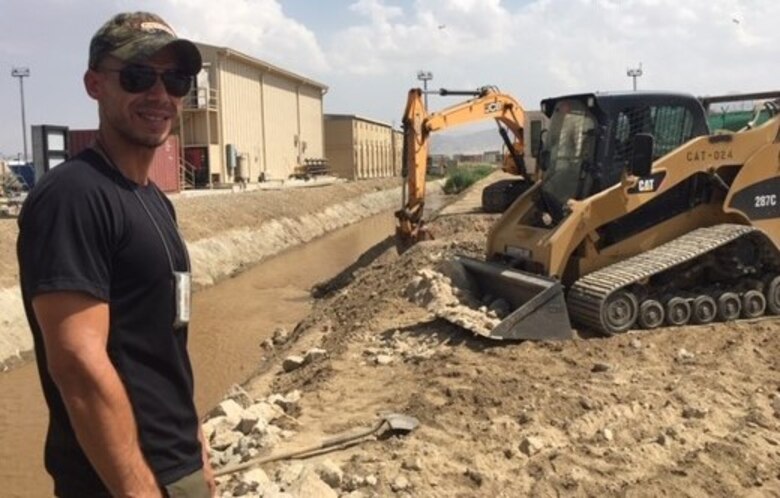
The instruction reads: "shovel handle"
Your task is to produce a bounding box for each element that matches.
[213,420,386,477]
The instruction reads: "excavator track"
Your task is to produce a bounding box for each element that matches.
[567,224,760,334]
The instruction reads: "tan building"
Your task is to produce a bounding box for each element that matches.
[180,43,328,186]
[324,115,402,180]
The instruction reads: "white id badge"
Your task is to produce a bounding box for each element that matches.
[173,271,192,328]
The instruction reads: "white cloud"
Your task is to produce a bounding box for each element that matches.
[140,0,329,74]
[1,0,778,156]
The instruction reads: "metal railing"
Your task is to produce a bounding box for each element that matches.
[179,158,197,190]
[183,86,218,111]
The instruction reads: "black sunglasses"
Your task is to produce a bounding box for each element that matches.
[102,64,192,98]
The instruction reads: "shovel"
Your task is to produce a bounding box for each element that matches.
[214,412,419,477]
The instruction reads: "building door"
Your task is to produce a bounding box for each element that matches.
[184,147,209,187]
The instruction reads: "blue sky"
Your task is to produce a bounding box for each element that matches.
[0,0,777,158]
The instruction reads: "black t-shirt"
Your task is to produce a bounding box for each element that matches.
[17,149,202,495]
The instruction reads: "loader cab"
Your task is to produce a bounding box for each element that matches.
[536,92,709,222]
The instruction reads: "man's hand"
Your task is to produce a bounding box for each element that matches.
[34,292,162,498]
[199,427,217,496]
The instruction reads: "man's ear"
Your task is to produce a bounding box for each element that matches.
[84,69,101,100]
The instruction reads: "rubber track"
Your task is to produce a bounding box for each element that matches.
[567,224,758,333]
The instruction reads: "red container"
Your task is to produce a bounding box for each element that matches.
[68,130,181,193]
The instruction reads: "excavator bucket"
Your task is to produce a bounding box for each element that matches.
[453,257,574,340]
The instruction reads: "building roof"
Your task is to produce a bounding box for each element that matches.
[195,42,328,92]
[325,113,400,130]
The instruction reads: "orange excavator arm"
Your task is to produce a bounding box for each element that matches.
[395,86,528,251]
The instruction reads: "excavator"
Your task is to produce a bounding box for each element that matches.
[394,86,531,250]
[398,88,780,340]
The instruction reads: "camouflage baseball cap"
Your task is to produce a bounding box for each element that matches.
[89,12,202,75]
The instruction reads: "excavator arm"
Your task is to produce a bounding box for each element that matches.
[395,86,528,251]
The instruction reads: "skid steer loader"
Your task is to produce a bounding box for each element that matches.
[427,91,780,340]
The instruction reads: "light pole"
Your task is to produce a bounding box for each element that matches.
[11,67,30,163]
[417,70,433,108]
[626,63,643,91]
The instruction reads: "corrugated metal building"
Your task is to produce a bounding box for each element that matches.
[324,115,402,180]
[181,43,328,186]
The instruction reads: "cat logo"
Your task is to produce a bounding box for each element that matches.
[629,171,666,194]
[638,178,655,192]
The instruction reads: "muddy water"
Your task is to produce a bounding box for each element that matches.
[0,211,395,498]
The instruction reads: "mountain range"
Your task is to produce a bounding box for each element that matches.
[429,128,504,156]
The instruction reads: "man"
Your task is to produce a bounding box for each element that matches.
[17,12,215,498]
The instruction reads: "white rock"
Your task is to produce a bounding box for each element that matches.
[391,475,411,492]
[257,482,284,498]
[272,327,289,344]
[202,416,232,442]
[364,475,378,487]
[519,436,544,457]
[676,348,695,361]
[291,469,338,498]
[375,354,394,366]
[246,401,284,425]
[276,462,305,487]
[304,348,328,364]
[212,399,244,421]
[211,429,242,452]
[230,480,258,497]
[283,355,306,372]
[315,459,343,488]
[233,435,259,461]
[234,417,263,436]
[224,384,253,408]
[242,468,272,487]
[342,492,367,498]
[602,428,614,441]
[280,429,297,439]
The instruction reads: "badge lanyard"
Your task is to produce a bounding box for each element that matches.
[93,142,192,328]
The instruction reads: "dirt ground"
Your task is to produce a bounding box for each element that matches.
[3,174,779,496]
[222,181,780,497]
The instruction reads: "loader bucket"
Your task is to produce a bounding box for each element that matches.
[456,256,574,340]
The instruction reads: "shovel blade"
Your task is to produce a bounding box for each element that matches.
[455,256,574,341]
[382,413,419,433]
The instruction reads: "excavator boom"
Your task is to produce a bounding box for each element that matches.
[395,86,530,251]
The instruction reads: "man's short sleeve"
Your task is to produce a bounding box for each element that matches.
[18,164,119,302]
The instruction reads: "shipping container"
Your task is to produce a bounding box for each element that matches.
[68,130,181,193]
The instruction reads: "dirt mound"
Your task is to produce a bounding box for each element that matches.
[228,206,780,497]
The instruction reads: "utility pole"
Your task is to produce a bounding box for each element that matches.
[11,67,30,163]
[626,63,643,91]
[417,70,433,108]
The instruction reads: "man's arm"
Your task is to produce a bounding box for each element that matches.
[33,292,162,498]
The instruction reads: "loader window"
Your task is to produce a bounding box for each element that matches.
[541,100,597,207]
[613,105,695,167]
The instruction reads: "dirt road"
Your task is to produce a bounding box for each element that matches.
[3,173,779,497]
